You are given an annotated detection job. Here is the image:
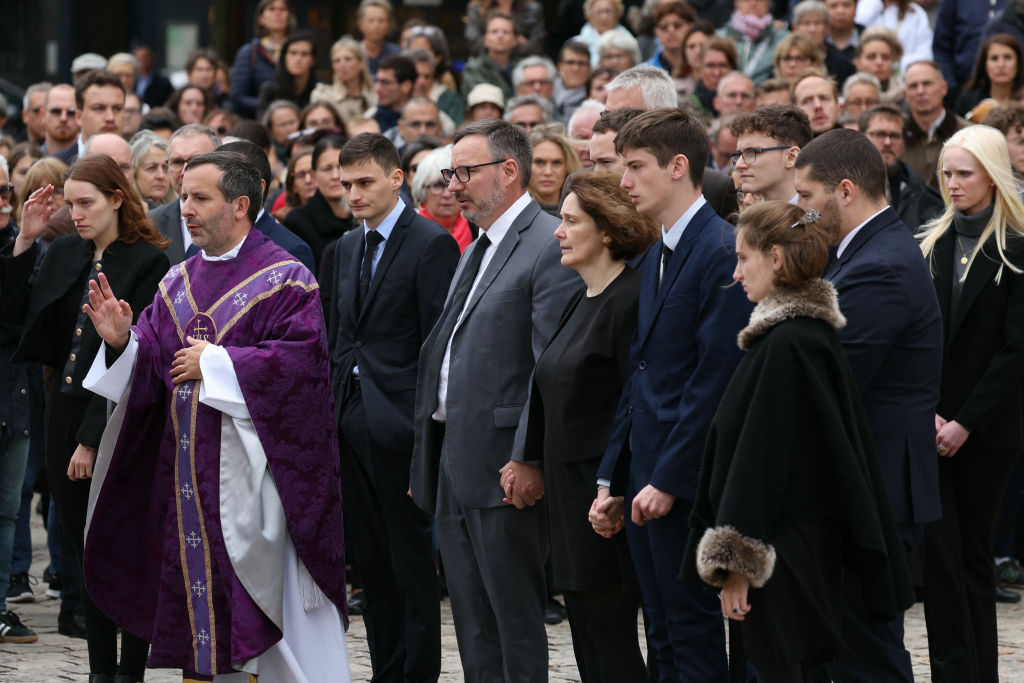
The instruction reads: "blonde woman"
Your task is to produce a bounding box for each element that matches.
[528,123,580,216]
[773,33,822,80]
[918,125,1024,683]
[310,36,377,124]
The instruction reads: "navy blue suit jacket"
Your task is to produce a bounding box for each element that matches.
[597,200,752,501]
[254,211,315,274]
[826,206,943,526]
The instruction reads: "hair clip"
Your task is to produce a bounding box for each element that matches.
[791,209,820,228]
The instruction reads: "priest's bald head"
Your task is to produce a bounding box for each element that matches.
[180,150,262,257]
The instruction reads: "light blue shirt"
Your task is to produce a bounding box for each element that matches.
[362,197,405,278]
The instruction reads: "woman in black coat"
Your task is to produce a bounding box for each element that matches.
[508,173,659,682]
[686,202,913,683]
[1,155,169,683]
[917,125,1024,683]
[282,134,355,273]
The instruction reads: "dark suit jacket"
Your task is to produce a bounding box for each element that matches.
[150,200,186,264]
[283,190,356,274]
[410,199,580,512]
[150,201,315,271]
[931,230,1024,452]
[890,162,945,234]
[139,73,174,109]
[825,207,943,525]
[323,203,460,453]
[52,143,77,166]
[0,236,168,447]
[596,200,752,500]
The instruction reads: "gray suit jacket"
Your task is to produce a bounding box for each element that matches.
[149,201,186,264]
[410,198,580,512]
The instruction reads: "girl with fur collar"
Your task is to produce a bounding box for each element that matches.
[685,201,913,682]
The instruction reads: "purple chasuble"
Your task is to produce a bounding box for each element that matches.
[83,230,346,675]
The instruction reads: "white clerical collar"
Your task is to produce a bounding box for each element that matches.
[479,192,531,249]
[202,231,249,261]
[662,195,706,251]
[836,206,887,258]
[363,197,405,241]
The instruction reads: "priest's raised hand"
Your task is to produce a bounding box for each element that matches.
[82,271,133,351]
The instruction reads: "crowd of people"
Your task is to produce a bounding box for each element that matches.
[1,0,1024,681]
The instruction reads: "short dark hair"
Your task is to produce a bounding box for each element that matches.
[614,107,708,188]
[453,118,534,188]
[655,0,696,24]
[566,172,660,260]
[730,105,812,149]
[591,107,643,135]
[340,133,401,173]
[229,120,271,152]
[735,201,830,289]
[857,104,905,134]
[185,48,219,74]
[794,128,886,200]
[982,102,1024,136]
[185,150,264,224]
[377,55,416,85]
[561,40,590,61]
[312,134,349,170]
[75,70,125,109]
[221,140,272,202]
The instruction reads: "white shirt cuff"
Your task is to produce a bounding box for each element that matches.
[83,333,139,403]
[198,344,251,420]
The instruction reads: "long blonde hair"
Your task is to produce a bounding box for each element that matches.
[918,125,1024,281]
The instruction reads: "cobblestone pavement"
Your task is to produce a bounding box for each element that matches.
[4,502,1024,681]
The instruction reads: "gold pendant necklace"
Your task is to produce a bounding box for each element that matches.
[956,235,969,265]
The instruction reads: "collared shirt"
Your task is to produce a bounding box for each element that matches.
[433,191,531,421]
[927,108,947,138]
[660,195,706,281]
[76,134,86,159]
[201,230,248,261]
[184,207,267,256]
[837,206,888,258]
[362,197,404,279]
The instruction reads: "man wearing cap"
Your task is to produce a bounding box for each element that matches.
[70,53,108,84]
[465,84,505,123]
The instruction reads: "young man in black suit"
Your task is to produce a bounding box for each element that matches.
[324,133,460,682]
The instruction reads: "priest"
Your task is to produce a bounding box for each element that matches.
[81,150,350,682]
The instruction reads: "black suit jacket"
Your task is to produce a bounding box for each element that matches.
[283,190,355,274]
[140,74,174,109]
[253,211,315,273]
[825,207,943,525]
[931,231,1024,452]
[0,235,168,447]
[323,203,460,453]
[52,143,77,166]
[150,200,186,263]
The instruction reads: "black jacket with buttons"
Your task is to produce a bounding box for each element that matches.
[0,234,169,448]
[0,225,41,443]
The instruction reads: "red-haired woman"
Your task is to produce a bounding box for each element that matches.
[1,154,169,682]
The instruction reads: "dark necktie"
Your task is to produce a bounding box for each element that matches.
[435,233,492,344]
[660,244,673,288]
[358,230,385,308]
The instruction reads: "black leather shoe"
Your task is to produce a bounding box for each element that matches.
[57,611,87,639]
[88,675,113,683]
[544,596,566,625]
[348,589,366,615]
[113,675,144,683]
[996,585,1021,603]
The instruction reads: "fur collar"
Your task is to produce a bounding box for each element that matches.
[738,278,846,350]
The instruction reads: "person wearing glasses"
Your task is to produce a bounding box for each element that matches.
[688,36,738,118]
[731,105,813,206]
[42,84,79,159]
[410,145,475,252]
[148,124,222,264]
[410,118,580,682]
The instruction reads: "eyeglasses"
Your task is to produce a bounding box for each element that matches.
[560,59,589,68]
[656,21,686,31]
[729,146,790,165]
[441,159,507,184]
[168,156,198,173]
[521,79,553,89]
[49,107,76,117]
[0,183,14,200]
[293,170,315,180]
[426,181,448,195]
[781,54,812,64]
[866,130,902,142]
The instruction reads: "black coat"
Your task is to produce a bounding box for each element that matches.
[0,235,169,447]
[283,190,355,274]
[889,161,945,233]
[685,280,914,670]
[514,267,641,592]
[930,231,1024,451]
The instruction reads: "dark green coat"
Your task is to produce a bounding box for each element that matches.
[684,279,914,669]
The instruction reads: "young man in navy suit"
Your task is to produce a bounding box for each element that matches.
[795,128,943,682]
[594,107,753,680]
[326,133,460,682]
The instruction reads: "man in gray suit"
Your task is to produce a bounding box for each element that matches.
[410,119,579,681]
[149,124,221,263]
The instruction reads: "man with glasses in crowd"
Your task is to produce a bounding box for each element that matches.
[553,41,592,123]
[370,55,416,137]
[411,118,578,682]
[42,84,79,158]
[731,104,813,204]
